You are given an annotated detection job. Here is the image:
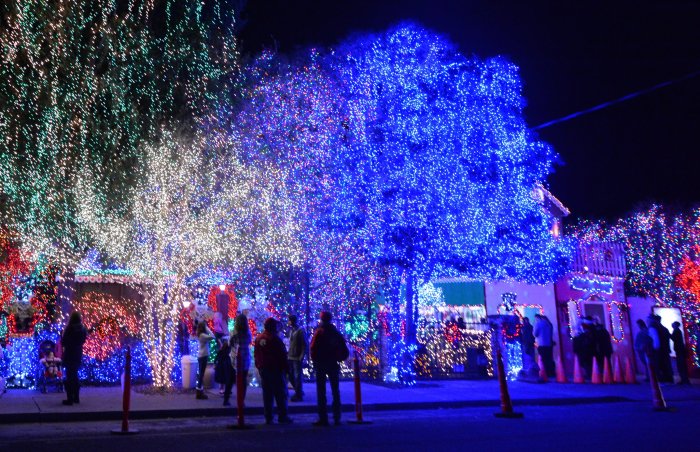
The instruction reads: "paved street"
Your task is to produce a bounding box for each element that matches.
[2,379,699,423]
[2,379,699,451]
[2,401,699,452]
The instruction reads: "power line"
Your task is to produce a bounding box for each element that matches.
[532,68,700,131]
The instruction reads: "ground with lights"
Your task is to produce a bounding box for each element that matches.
[0,2,698,391]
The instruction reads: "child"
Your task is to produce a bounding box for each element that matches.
[40,350,63,378]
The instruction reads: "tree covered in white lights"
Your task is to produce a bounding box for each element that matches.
[0,0,238,266]
[76,130,301,387]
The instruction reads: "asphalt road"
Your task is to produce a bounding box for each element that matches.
[1,401,698,452]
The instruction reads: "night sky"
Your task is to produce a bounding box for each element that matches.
[236,0,700,221]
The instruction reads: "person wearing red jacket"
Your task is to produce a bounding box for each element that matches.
[254,317,293,425]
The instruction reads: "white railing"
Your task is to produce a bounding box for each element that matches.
[572,242,626,277]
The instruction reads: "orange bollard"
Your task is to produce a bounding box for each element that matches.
[646,352,672,411]
[348,351,371,424]
[494,350,524,418]
[591,358,602,384]
[603,357,613,384]
[624,357,638,384]
[538,355,548,382]
[613,356,624,384]
[555,358,567,383]
[111,346,138,434]
[573,356,585,384]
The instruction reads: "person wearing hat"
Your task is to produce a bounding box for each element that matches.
[671,321,691,385]
[254,317,293,424]
[648,315,673,383]
[310,311,347,426]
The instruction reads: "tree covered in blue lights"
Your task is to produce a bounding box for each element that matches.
[222,23,571,384]
[326,24,572,383]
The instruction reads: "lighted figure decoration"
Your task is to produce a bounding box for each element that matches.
[500,293,518,313]
[0,1,238,266]
[0,236,32,312]
[573,205,700,366]
[75,131,302,388]
[207,285,239,328]
[0,235,57,340]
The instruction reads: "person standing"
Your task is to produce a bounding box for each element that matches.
[310,311,348,426]
[634,319,653,381]
[520,317,535,362]
[61,311,87,406]
[287,314,306,402]
[230,314,252,403]
[254,317,293,425]
[215,336,234,406]
[671,321,691,385]
[649,315,673,383]
[592,318,613,370]
[534,314,555,378]
[646,315,661,380]
[195,321,214,400]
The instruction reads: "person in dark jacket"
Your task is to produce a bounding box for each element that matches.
[61,311,87,406]
[310,311,344,426]
[649,315,674,383]
[254,317,292,425]
[215,336,235,406]
[592,319,613,370]
[287,314,306,402]
[520,317,535,360]
[573,321,595,379]
[671,321,691,385]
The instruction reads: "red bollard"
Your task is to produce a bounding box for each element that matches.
[494,350,524,418]
[228,343,254,430]
[112,346,138,434]
[348,351,371,424]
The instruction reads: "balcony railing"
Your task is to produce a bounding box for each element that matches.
[572,242,626,278]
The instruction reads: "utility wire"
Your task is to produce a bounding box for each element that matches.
[532,68,700,131]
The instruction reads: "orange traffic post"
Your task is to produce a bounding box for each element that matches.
[555,358,567,383]
[573,356,585,384]
[348,351,372,424]
[228,344,254,430]
[494,350,524,418]
[111,346,138,434]
[538,355,548,382]
[591,358,602,384]
[624,357,638,384]
[612,356,624,384]
[646,353,673,412]
[603,357,613,384]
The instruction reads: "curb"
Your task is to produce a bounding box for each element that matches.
[0,396,632,424]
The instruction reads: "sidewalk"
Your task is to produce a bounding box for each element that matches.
[1,379,699,424]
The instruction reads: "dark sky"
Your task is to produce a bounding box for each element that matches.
[236,0,700,221]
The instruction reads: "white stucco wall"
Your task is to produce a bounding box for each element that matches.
[484,281,559,358]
